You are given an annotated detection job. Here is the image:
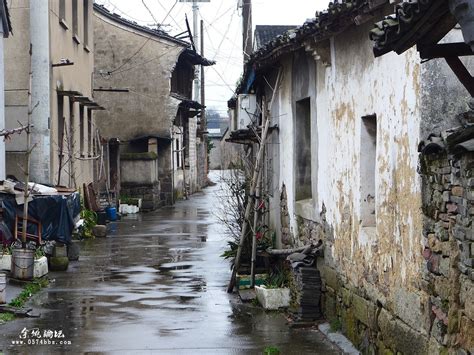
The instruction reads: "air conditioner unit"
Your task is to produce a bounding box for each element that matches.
[237,94,257,130]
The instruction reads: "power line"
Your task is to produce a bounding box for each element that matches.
[210,66,236,94]
[161,0,179,25]
[102,0,153,24]
[199,9,244,61]
[112,51,171,76]
[142,0,159,28]
[156,0,184,32]
[109,37,151,74]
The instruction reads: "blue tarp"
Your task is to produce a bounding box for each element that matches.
[1,192,80,245]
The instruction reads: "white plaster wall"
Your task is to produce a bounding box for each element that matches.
[272,52,319,243]
[315,23,423,289]
[268,22,423,293]
[277,58,297,237]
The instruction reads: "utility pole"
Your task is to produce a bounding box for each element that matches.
[200,19,208,178]
[192,0,200,103]
[242,0,252,63]
[200,19,206,131]
[180,0,210,102]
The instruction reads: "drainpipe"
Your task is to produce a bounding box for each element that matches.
[29,0,51,184]
[450,0,474,51]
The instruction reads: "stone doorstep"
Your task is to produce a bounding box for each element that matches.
[318,323,360,355]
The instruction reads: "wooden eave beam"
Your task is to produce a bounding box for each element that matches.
[419,42,474,59]
[57,90,83,97]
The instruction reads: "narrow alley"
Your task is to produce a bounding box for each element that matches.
[0,172,340,354]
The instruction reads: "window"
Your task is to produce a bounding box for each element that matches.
[72,0,79,40]
[294,98,312,201]
[175,138,182,168]
[360,114,377,226]
[88,109,93,156]
[59,0,66,20]
[79,106,84,155]
[83,0,89,47]
[57,95,64,153]
[59,0,67,28]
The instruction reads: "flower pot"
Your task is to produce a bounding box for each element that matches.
[0,254,11,271]
[255,286,290,310]
[34,256,48,278]
[0,272,6,304]
[11,249,34,280]
[236,273,268,289]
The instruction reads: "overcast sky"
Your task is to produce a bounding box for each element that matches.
[95,0,330,115]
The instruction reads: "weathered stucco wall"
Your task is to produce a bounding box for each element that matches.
[4,0,95,187]
[93,12,184,141]
[316,22,423,301]
[264,20,450,352]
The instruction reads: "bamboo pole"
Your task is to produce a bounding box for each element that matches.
[227,102,270,293]
[22,45,33,247]
[250,166,262,288]
[227,68,282,293]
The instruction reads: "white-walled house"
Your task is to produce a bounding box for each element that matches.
[228,0,474,353]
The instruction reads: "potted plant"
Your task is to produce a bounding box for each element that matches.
[33,245,48,278]
[255,267,291,310]
[0,245,12,271]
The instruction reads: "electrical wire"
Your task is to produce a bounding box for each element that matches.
[199,9,246,61]
[161,0,179,25]
[112,51,171,76]
[142,0,159,27]
[156,0,185,32]
[109,37,152,74]
[101,0,153,24]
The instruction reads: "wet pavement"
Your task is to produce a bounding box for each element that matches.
[0,171,341,354]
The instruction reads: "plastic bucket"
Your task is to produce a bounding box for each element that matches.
[11,249,34,280]
[0,272,6,304]
[97,211,107,225]
[106,207,117,221]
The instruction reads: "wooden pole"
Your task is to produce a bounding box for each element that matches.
[227,102,270,293]
[250,166,262,287]
[227,68,281,293]
[242,0,252,63]
[57,116,65,185]
[22,45,33,247]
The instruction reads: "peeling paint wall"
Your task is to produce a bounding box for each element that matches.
[260,18,474,352]
[317,22,423,300]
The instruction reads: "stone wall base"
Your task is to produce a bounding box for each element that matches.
[319,264,447,355]
[121,182,161,211]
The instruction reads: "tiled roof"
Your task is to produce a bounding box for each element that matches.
[248,0,371,66]
[234,0,378,96]
[93,4,189,47]
[254,25,297,50]
[370,0,456,57]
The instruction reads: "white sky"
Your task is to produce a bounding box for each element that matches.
[95,0,330,115]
